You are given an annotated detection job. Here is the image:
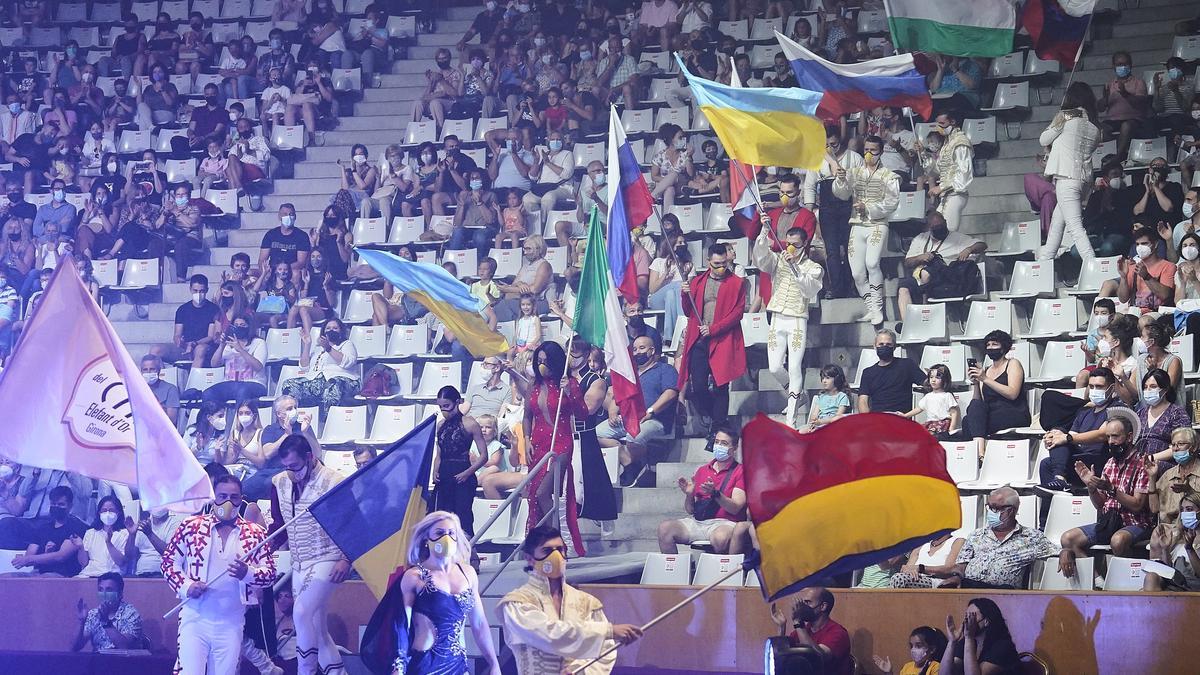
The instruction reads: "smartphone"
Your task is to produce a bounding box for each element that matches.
[967,358,978,369]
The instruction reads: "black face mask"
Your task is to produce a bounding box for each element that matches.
[930,226,949,241]
[1107,442,1127,457]
[876,345,895,360]
[50,505,68,521]
[633,352,650,366]
[232,325,250,340]
[219,295,234,308]
[325,330,343,344]
[7,193,20,203]
[205,96,218,106]
[628,315,645,329]
[239,129,253,139]
[7,232,20,241]
[985,347,1005,361]
[436,59,451,69]
[323,216,338,228]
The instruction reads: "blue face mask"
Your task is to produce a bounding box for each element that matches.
[1144,389,1162,406]
[7,103,20,115]
[1182,511,1199,530]
[985,509,1003,529]
[281,215,295,227]
[712,443,731,462]
[174,195,188,207]
[469,179,483,190]
[1174,450,1192,465]
[1115,65,1131,78]
[548,139,562,151]
[1088,388,1108,406]
[1169,67,1183,81]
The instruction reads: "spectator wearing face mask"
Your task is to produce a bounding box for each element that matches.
[1170,189,1200,255]
[451,170,501,257]
[1059,413,1153,577]
[456,0,504,52]
[30,178,76,238]
[241,395,320,501]
[0,96,36,145]
[285,318,360,409]
[896,211,985,321]
[1146,428,1200,537]
[873,626,947,675]
[204,316,268,404]
[72,573,144,652]
[1114,226,1176,313]
[136,64,180,130]
[413,48,463,133]
[1153,57,1195,135]
[76,495,134,578]
[1134,157,1184,232]
[1037,366,1127,496]
[657,425,747,553]
[522,127,575,217]
[1146,488,1200,591]
[1100,51,1152,161]
[1175,232,1200,317]
[138,354,180,421]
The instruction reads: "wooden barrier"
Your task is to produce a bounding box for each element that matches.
[3,577,1198,674]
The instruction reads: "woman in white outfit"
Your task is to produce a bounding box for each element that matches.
[1038,82,1102,261]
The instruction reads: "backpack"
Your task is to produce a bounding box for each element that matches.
[360,364,399,398]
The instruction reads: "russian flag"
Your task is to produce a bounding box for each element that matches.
[1021,0,1094,70]
[776,30,932,122]
[606,106,654,304]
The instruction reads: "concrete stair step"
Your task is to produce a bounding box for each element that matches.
[110,319,174,343]
[272,177,343,195]
[969,174,1024,198]
[653,462,706,488]
[333,112,417,129]
[359,86,427,104]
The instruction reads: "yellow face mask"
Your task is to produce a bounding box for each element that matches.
[535,550,566,579]
[429,534,456,559]
[786,244,798,256]
[780,193,790,207]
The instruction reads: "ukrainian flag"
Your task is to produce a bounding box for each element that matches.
[356,247,509,357]
[307,415,436,597]
[676,54,826,171]
[742,413,961,601]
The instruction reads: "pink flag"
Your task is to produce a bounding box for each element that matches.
[0,262,213,511]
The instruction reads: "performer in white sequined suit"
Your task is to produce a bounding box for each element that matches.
[833,135,901,326]
[921,110,974,232]
[163,474,277,675]
[498,526,642,675]
[270,435,349,675]
[753,224,824,427]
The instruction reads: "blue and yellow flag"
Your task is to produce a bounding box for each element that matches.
[308,415,436,597]
[676,54,826,171]
[356,247,509,357]
[743,413,960,601]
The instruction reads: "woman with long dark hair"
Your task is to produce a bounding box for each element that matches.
[939,597,1019,674]
[524,341,587,556]
[1038,81,1102,261]
[432,386,489,537]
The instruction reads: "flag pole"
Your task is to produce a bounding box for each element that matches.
[468,448,556,546]
[478,477,561,596]
[161,508,312,619]
[568,563,747,674]
[1060,11,1097,99]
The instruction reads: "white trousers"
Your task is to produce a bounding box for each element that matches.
[939,192,968,232]
[848,222,887,317]
[1038,177,1094,261]
[767,313,808,420]
[178,613,244,675]
[293,561,345,675]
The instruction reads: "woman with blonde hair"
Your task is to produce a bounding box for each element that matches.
[361,511,501,675]
[1145,490,1200,591]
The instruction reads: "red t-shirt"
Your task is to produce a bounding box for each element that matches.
[789,619,852,675]
[690,460,745,522]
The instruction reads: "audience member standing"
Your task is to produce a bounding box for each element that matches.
[1038,82,1102,261]
[832,135,900,326]
[922,111,974,232]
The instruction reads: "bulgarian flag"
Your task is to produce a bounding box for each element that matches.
[886,0,1016,58]
[574,207,646,437]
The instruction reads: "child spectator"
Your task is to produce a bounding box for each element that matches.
[471,257,502,308]
[903,364,960,437]
[496,189,529,250]
[509,293,542,375]
[873,626,948,675]
[805,365,851,431]
[197,139,228,198]
[253,260,298,328]
[259,66,291,128]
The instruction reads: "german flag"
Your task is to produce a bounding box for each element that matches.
[743,413,960,601]
[308,415,436,598]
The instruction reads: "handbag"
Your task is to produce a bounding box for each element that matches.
[256,294,288,314]
[371,183,397,201]
[692,461,738,522]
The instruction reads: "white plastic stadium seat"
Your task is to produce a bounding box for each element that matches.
[890,190,925,222]
[1017,299,1078,340]
[741,312,769,346]
[91,258,119,288]
[1066,256,1120,296]
[987,52,1025,80]
[954,300,1013,341]
[471,499,511,544]
[388,216,425,245]
[750,17,783,40]
[341,289,376,324]
[621,108,654,134]
[1102,557,1152,591]
[1026,341,1086,384]
[982,81,1031,115]
[1024,50,1061,77]
[1173,35,1200,61]
[995,261,1054,299]
[405,121,437,145]
[954,496,980,537]
[353,217,387,246]
[112,258,160,290]
[897,303,948,345]
[184,367,226,393]
[1043,493,1099,545]
[993,220,1040,258]
[692,553,744,587]
[654,106,690,130]
[332,68,362,93]
[349,325,387,359]
[957,440,1031,489]
[1034,555,1092,591]
[415,361,462,398]
[271,125,305,150]
[963,117,997,146]
[1128,137,1167,166]
[439,118,473,142]
[385,323,431,358]
[941,441,978,483]
[361,404,419,445]
[318,406,368,445]
[717,20,749,41]
[265,328,303,363]
[640,552,692,585]
[919,343,967,385]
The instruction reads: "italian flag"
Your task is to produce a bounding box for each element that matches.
[886,0,1016,58]
[574,207,646,437]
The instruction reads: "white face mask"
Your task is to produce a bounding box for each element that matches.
[1093,313,1110,328]
[1184,202,1196,219]
[238,413,254,427]
[191,292,204,305]
[210,416,227,431]
[1184,245,1200,261]
[142,371,159,385]
[1193,110,1200,121]
[1108,177,1123,190]
[0,464,13,480]
[285,408,300,424]
[99,511,119,526]
[1096,338,1113,356]
[910,647,929,665]
[1135,336,1149,355]
[1135,243,1152,260]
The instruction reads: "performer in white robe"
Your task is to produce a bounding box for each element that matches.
[498,526,643,675]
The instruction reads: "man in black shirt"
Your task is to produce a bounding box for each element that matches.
[258,202,310,283]
[4,184,36,229]
[187,82,228,151]
[5,124,56,190]
[857,328,926,413]
[11,485,89,577]
[456,0,504,51]
[173,273,220,364]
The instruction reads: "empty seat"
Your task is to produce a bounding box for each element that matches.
[352,216,387,246]
[648,76,685,102]
[443,249,478,278]
[994,220,1041,258]
[1026,340,1086,384]
[183,366,226,393]
[405,121,437,144]
[890,190,926,222]
[92,258,119,288]
[987,51,1025,80]
[415,361,462,397]
[361,404,419,445]
[349,325,387,358]
[270,125,305,150]
[749,44,781,69]
[573,141,605,168]
[1042,493,1099,545]
[963,117,998,146]
[1024,50,1062,77]
[471,499,511,544]
[319,405,367,445]
[954,495,980,537]
[388,216,425,245]
[982,81,1031,115]
[1128,137,1167,166]
[112,258,160,290]
[954,300,1013,341]
[996,261,1054,299]
[1034,555,1092,591]
[1066,256,1120,296]
[897,303,948,344]
[1173,34,1200,61]
[654,105,690,130]
[640,552,693,585]
[1102,556,1152,591]
[957,439,1032,489]
[941,441,979,483]
[692,553,744,587]
[750,17,784,40]
[855,9,888,34]
[386,15,416,39]
[439,117,473,142]
[621,108,654,134]
[341,289,376,324]
[717,19,749,40]
[1017,299,1078,340]
[264,328,303,363]
[741,312,769,346]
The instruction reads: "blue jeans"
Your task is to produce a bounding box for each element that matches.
[448,224,497,260]
[647,280,682,345]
